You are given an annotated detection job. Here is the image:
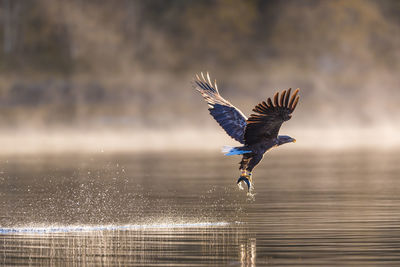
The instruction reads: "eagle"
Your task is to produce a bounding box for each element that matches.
[194,72,300,191]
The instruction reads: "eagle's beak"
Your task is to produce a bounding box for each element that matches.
[237,176,251,191]
[292,139,296,143]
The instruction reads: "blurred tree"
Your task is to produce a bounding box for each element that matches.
[2,0,21,55]
[0,0,399,128]
[180,0,258,67]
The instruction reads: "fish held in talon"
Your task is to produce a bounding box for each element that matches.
[237,170,252,191]
[237,176,252,191]
[194,72,300,192]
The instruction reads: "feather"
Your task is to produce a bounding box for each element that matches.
[207,72,212,86]
[291,95,299,111]
[280,90,286,107]
[245,88,300,145]
[288,89,299,110]
[259,101,268,112]
[194,73,247,144]
[285,88,291,108]
[201,72,206,81]
[273,92,279,107]
[267,98,273,108]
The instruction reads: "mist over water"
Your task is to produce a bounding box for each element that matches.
[0,0,399,152]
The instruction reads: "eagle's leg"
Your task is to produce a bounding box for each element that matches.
[237,154,252,191]
[246,154,263,173]
[237,154,264,191]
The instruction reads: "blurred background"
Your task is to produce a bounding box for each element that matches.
[0,0,399,153]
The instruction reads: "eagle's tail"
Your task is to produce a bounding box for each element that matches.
[222,146,252,156]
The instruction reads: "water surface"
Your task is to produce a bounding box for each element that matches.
[1,149,400,266]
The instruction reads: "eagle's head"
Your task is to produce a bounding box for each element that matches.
[277,135,296,146]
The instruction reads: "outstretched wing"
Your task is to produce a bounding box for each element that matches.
[244,88,299,145]
[194,72,247,144]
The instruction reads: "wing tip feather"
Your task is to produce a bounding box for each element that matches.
[279,89,286,107]
[288,88,299,110]
[291,95,300,111]
[273,92,279,107]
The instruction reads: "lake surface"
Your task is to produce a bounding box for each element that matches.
[1,149,400,266]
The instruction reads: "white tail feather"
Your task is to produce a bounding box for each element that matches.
[221,145,234,153]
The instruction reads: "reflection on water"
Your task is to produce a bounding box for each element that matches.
[1,224,253,266]
[1,150,400,265]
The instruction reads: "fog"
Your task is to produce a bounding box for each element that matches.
[0,0,399,152]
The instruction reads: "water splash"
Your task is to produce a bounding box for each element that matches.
[0,222,229,235]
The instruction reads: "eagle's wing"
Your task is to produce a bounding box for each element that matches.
[194,72,247,144]
[244,88,299,145]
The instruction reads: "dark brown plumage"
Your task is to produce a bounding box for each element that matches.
[245,88,299,145]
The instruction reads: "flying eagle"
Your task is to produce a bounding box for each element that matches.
[194,72,299,191]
